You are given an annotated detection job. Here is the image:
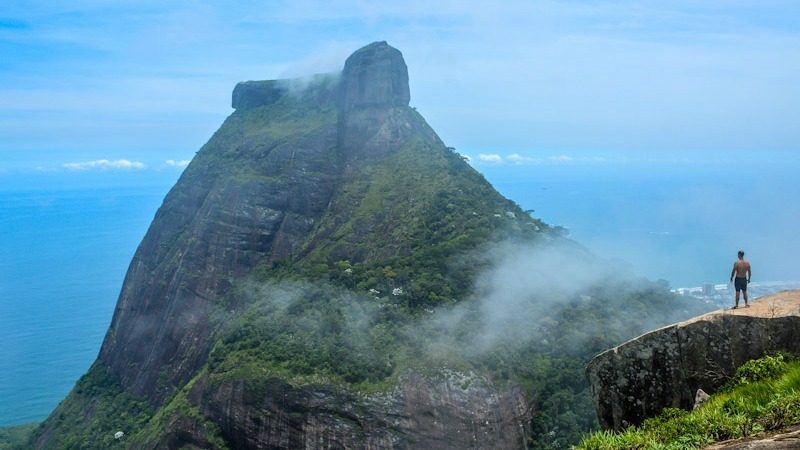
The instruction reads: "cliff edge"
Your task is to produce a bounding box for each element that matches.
[587,290,800,431]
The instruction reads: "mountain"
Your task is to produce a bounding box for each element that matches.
[26,42,707,449]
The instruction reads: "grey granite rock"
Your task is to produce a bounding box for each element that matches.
[340,41,410,111]
[586,290,800,430]
[155,370,532,450]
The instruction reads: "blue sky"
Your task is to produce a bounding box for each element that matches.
[1,0,799,177]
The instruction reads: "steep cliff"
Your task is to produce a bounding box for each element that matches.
[29,42,706,449]
[587,290,800,431]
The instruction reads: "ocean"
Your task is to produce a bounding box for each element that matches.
[1,160,798,426]
[484,161,800,288]
[0,187,166,426]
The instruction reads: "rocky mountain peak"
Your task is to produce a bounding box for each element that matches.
[31,41,550,449]
[340,41,410,110]
[230,41,409,113]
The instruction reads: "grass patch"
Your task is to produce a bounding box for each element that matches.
[577,355,800,449]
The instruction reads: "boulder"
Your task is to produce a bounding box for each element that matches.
[586,290,800,430]
[232,80,287,110]
[693,388,710,410]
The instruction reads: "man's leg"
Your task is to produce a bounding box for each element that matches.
[734,289,740,308]
[743,288,748,306]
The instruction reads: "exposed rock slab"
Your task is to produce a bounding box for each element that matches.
[232,80,287,110]
[98,93,341,404]
[340,41,410,111]
[587,290,800,430]
[166,370,532,450]
[704,424,800,449]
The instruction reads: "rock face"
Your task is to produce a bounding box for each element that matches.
[232,80,287,110]
[168,371,531,450]
[232,75,339,110]
[587,290,800,431]
[97,42,421,407]
[98,75,342,404]
[340,41,410,111]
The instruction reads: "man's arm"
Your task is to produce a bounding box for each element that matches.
[747,263,752,283]
[731,264,736,282]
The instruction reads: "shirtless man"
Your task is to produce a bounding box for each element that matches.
[730,250,752,309]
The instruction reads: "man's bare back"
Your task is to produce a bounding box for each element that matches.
[733,260,751,278]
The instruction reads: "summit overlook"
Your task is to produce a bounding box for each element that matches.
[25,42,706,449]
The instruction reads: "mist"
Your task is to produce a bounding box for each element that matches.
[479,158,800,288]
[276,72,341,98]
[416,238,698,363]
[227,237,701,384]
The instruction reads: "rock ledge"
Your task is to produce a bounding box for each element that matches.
[587,290,800,430]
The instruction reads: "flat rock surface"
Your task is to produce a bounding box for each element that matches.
[688,290,800,322]
[705,424,800,449]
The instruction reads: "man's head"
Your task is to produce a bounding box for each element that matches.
[738,250,745,259]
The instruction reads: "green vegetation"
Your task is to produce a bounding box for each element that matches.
[577,354,800,449]
[0,423,37,450]
[723,353,790,389]
[180,74,340,193]
[23,363,152,449]
[205,273,704,449]
[260,114,547,310]
[209,284,397,390]
[128,372,230,449]
[19,365,227,449]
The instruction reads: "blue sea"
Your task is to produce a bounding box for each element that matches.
[1,160,799,426]
[0,185,168,426]
[484,161,800,287]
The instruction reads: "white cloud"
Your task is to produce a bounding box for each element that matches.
[547,155,608,164]
[507,153,537,165]
[549,155,573,163]
[165,159,191,168]
[478,153,503,163]
[278,42,355,78]
[63,159,146,171]
[471,152,611,166]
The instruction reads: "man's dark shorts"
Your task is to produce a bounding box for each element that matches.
[735,277,748,292]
